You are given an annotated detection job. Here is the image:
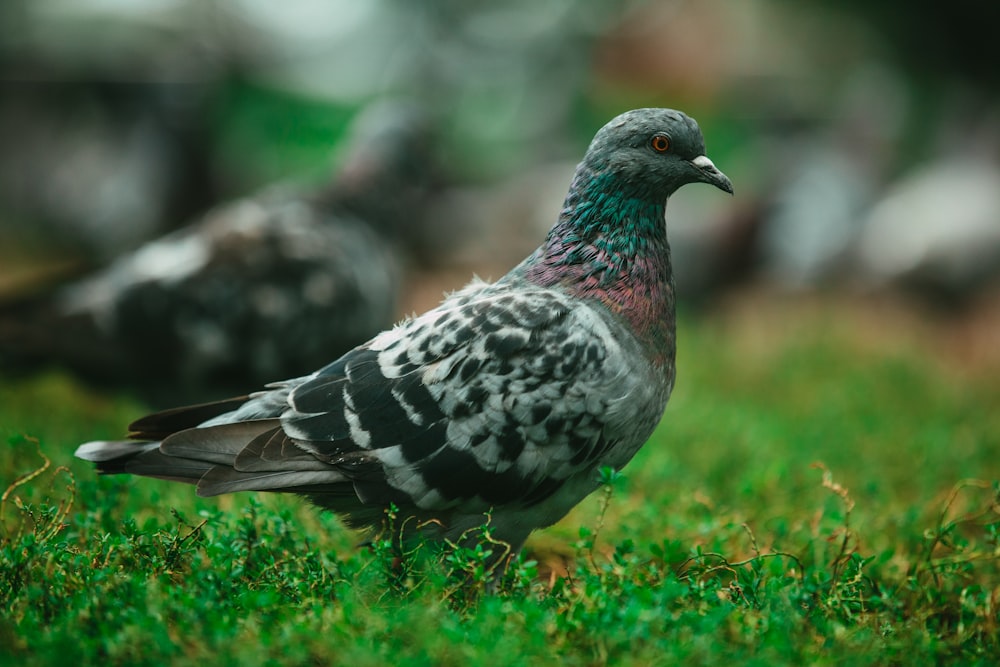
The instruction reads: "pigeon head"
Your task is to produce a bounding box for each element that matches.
[580,108,733,200]
[531,107,733,270]
[321,100,440,235]
[338,100,436,182]
[521,108,732,354]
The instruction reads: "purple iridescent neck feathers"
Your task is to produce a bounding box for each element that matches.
[517,108,733,362]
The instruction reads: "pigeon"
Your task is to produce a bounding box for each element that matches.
[759,65,906,289]
[76,108,733,560]
[854,107,1000,304]
[0,102,439,400]
[856,157,1000,302]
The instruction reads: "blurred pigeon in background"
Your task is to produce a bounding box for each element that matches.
[0,101,441,402]
[758,65,907,289]
[855,111,1000,304]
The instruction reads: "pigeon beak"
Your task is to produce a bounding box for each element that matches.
[690,155,734,195]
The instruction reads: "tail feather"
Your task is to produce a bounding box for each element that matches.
[234,427,335,472]
[129,396,252,439]
[77,399,369,522]
[124,450,215,484]
[159,421,278,466]
[196,467,349,497]
[76,440,159,463]
[76,419,354,500]
[76,440,211,482]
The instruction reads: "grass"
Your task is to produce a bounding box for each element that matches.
[1,291,999,665]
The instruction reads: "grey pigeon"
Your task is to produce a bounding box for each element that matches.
[0,102,438,400]
[856,158,1000,301]
[759,65,906,289]
[76,108,732,560]
[855,108,1000,303]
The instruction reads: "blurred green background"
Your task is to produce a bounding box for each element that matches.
[2,0,999,304]
[1,2,999,663]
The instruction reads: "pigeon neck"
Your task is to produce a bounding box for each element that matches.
[521,168,676,365]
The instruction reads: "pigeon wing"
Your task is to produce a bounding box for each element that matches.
[282,282,646,513]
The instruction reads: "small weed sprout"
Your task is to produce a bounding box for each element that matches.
[1,436,76,544]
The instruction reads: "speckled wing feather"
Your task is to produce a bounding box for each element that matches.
[182,277,668,523]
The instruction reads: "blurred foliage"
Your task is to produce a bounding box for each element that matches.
[209,81,357,191]
[3,0,1000,302]
[804,0,1000,92]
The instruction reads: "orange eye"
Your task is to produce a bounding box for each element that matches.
[650,134,670,153]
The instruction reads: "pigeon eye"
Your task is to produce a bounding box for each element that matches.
[650,134,670,153]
